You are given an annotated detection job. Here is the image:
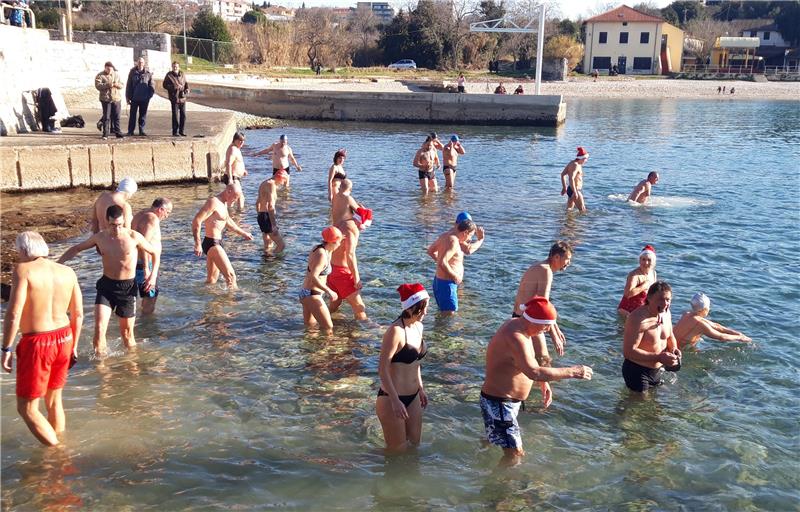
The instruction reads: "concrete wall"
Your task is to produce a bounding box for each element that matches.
[49,30,171,53]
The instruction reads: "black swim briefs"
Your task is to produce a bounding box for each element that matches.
[95,275,137,318]
[257,211,274,234]
[418,169,434,180]
[202,236,223,255]
[221,174,241,185]
[443,165,457,175]
[567,186,574,198]
[622,358,664,392]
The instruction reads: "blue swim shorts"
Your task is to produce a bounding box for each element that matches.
[134,262,158,299]
[432,276,458,312]
[480,391,523,450]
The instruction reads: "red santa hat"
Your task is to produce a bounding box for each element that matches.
[398,283,429,310]
[576,147,589,160]
[521,296,558,325]
[640,245,656,259]
[353,207,373,230]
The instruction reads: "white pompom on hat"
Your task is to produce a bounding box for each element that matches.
[398,283,429,310]
[353,207,373,231]
[521,296,557,325]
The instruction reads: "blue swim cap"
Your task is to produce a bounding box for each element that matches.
[455,211,472,223]
[451,135,459,142]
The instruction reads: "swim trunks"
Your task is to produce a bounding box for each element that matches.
[95,275,137,318]
[618,291,647,313]
[273,167,290,175]
[221,174,241,185]
[479,391,523,450]
[418,170,434,180]
[134,262,158,299]
[298,288,322,301]
[378,388,420,408]
[566,186,574,198]
[432,276,458,312]
[202,236,222,256]
[257,211,274,234]
[327,264,358,300]
[622,358,664,392]
[15,325,73,399]
[443,165,457,175]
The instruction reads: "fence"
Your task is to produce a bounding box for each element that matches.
[0,3,36,28]
[173,35,238,68]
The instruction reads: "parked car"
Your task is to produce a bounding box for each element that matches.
[388,59,417,70]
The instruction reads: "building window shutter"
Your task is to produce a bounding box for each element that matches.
[640,32,649,44]
[599,32,607,44]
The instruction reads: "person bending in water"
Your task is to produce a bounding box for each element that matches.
[560,147,588,212]
[413,136,440,193]
[299,226,343,335]
[327,149,347,203]
[328,207,372,321]
[376,283,430,452]
[427,216,485,314]
[222,131,248,210]
[674,292,751,348]
[442,135,465,189]
[255,169,288,255]
[131,197,173,315]
[192,183,253,290]
[255,134,302,188]
[511,241,572,366]
[481,296,593,467]
[622,281,681,393]
[618,245,658,317]
[91,177,137,232]
[628,171,659,204]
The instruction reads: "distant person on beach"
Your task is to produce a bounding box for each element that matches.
[330,178,364,224]
[622,281,681,393]
[328,205,372,321]
[376,283,430,452]
[223,131,248,209]
[327,149,347,203]
[442,135,465,189]
[628,171,659,204]
[717,85,722,94]
[560,146,589,212]
[125,57,154,136]
[95,61,124,140]
[722,86,726,93]
[192,183,254,290]
[299,226,343,335]
[59,205,159,356]
[618,245,658,317]
[511,241,572,366]
[91,177,137,232]
[457,73,466,93]
[592,69,599,81]
[481,296,593,466]
[674,293,751,348]
[255,169,288,255]
[413,136,441,193]
[255,134,302,187]
[131,198,173,315]
[3,232,82,446]
[730,87,735,95]
[514,84,524,95]
[494,82,507,94]
[163,61,189,137]
[427,214,485,314]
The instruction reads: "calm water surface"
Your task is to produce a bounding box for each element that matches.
[2,98,799,510]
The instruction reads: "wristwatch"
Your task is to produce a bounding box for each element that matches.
[1,346,11,353]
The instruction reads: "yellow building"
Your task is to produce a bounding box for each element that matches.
[583,5,684,75]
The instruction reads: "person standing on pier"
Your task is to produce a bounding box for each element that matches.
[442,135,465,189]
[255,134,302,188]
[95,61,124,140]
[163,61,189,137]
[560,147,589,212]
[125,57,154,137]
[131,198,173,315]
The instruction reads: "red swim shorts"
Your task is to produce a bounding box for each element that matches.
[327,264,358,300]
[16,325,73,399]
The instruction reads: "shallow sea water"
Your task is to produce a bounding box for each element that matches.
[2,98,799,510]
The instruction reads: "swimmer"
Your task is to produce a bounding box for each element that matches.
[622,281,681,393]
[427,214,485,315]
[91,177,137,232]
[674,293,751,348]
[481,296,593,466]
[618,245,658,318]
[413,136,441,193]
[131,197,173,315]
[3,232,83,446]
[442,135,466,189]
[192,182,254,290]
[560,147,588,212]
[327,148,347,203]
[376,283,430,452]
[428,132,444,151]
[327,208,372,321]
[255,169,288,255]
[511,241,573,366]
[299,226,343,335]
[628,171,659,204]
[222,131,248,209]
[254,134,302,188]
[330,178,364,225]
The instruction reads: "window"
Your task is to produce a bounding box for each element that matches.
[619,32,629,44]
[592,56,612,70]
[640,32,649,44]
[633,57,652,70]
[622,22,628,26]
[764,31,770,40]
[750,31,757,37]
[599,32,607,44]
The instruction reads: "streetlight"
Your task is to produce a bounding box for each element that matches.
[178,3,188,67]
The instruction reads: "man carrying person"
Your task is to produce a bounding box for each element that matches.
[674,292,751,348]
[560,147,589,212]
[628,171,659,204]
[95,61,124,140]
[255,169,288,255]
[255,134,302,188]
[192,182,254,290]
[91,177,137,232]
[327,207,371,321]
[413,136,441,193]
[442,135,466,189]
[131,197,173,315]
[481,296,593,466]
[223,132,248,209]
[125,57,154,136]
[3,232,83,446]
[58,205,160,357]
[511,241,572,366]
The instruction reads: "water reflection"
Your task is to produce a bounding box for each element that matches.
[11,447,84,511]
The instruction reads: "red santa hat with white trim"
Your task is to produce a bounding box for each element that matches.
[640,244,656,259]
[520,296,558,325]
[398,283,429,310]
[353,207,373,231]
[576,147,589,160]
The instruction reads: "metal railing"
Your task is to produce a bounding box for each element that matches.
[172,35,237,68]
[681,64,765,74]
[0,3,36,28]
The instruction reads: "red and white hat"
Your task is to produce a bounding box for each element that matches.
[521,296,558,325]
[576,147,589,160]
[640,245,656,259]
[398,283,429,310]
[353,207,373,230]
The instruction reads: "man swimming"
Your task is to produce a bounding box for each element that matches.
[674,293,751,348]
[255,134,302,188]
[560,147,588,212]
[442,135,466,189]
[427,214,485,314]
[255,169,288,255]
[131,197,173,315]
[413,136,441,193]
[91,177,137,232]
[628,171,659,204]
[223,131,248,209]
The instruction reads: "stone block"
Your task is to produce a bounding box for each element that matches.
[89,144,113,187]
[112,142,155,185]
[152,140,193,182]
[69,146,91,187]
[0,147,19,190]
[192,140,212,180]
[17,146,71,190]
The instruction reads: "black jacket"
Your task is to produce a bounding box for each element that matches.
[126,66,154,103]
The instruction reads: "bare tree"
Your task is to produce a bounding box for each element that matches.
[103,0,176,33]
[685,17,737,61]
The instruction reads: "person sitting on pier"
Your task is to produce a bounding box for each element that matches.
[514,84,524,95]
[494,82,507,94]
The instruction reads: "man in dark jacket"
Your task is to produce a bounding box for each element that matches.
[126,57,154,136]
[163,61,190,137]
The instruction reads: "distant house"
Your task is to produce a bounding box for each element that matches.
[582,5,684,75]
[740,22,796,67]
[209,0,249,22]
[356,2,395,24]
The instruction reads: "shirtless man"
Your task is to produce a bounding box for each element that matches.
[427,216,485,314]
[223,132,248,209]
[413,136,441,193]
[628,171,659,204]
[442,135,466,189]
[91,177,137,232]
[192,182,254,290]
[330,179,362,224]
[327,214,368,321]
[674,292,751,348]
[131,197,173,314]
[255,134,302,188]
[511,241,572,366]
[560,147,589,212]
[481,296,593,466]
[622,281,682,393]
[3,232,83,446]
[255,169,288,255]
[59,205,160,356]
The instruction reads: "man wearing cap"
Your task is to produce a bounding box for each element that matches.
[125,57,154,136]
[95,61,125,140]
[560,147,589,212]
[255,134,302,188]
[223,132,248,210]
[674,293,751,348]
[255,170,288,255]
[481,296,593,466]
[91,177,137,233]
[442,135,466,189]
[628,171,659,204]
[131,198,173,315]
[413,136,441,193]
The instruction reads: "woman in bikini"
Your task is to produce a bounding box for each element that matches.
[618,245,658,318]
[327,149,347,203]
[300,226,343,334]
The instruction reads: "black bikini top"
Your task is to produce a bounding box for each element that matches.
[307,246,331,276]
[333,171,346,180]
[391,317,427,364]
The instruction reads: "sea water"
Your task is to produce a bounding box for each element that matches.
[2,98,799,510]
